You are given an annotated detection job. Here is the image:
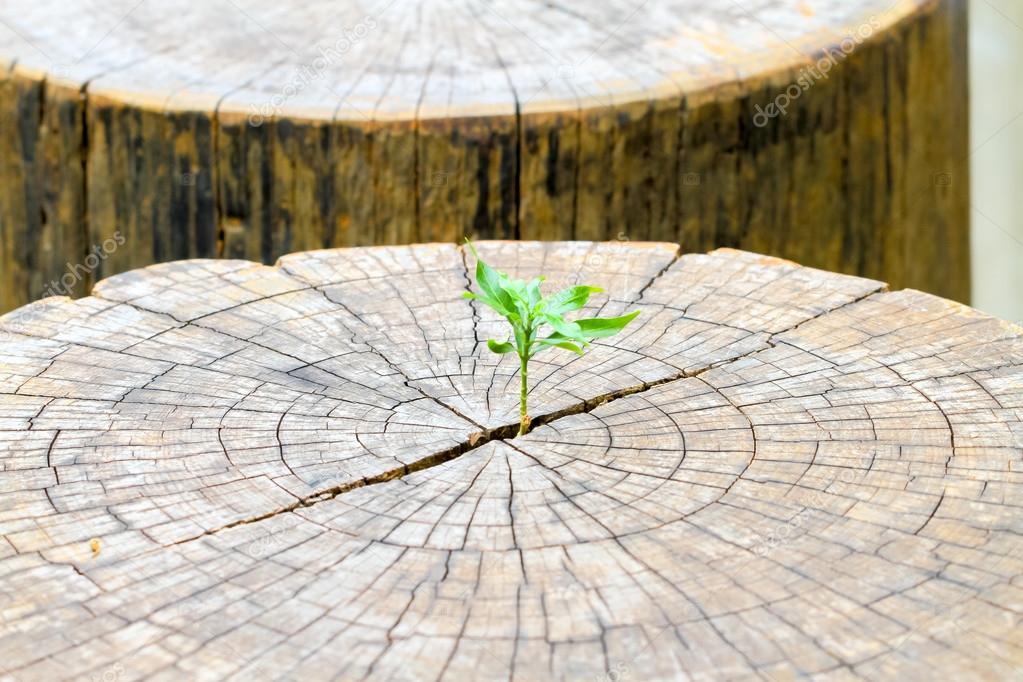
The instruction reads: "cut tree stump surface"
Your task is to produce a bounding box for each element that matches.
[0,0,969,312]
[0,242,1020,680]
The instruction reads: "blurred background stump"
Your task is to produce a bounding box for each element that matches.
[0,0,968,313]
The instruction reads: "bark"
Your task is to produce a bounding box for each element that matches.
[0,0,970,314]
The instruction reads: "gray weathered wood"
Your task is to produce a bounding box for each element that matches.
[0,242,1019,680]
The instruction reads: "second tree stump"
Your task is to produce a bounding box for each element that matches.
[0,0,969,313]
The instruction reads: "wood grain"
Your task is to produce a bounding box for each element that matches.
[0,242,1019,680]
[0,0,970,314]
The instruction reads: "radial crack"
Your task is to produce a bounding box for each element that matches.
[159,273,895,544]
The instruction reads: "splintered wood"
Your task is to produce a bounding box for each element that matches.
[0,243,1020,681]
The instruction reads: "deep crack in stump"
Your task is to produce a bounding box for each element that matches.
[0,242,1020,681]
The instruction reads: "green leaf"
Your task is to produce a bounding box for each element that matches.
[513,297,531,326]
[514,326,535,359]
[534,336,586,355]
[544,285,602,316]
[463,291,493,304]
[465,239,517,316]
[503,276,528,300]
[464,291,511,320]
[525,277,544,309]
[542,312,584,340]
[487,338,516,354]
[574,310,641,338]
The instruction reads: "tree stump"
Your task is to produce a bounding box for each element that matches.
[0,242,1019,680]
[0,0,969,314]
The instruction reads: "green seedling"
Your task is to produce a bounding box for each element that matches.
[463,239,640,435]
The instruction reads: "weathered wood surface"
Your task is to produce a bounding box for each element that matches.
[0,0,970,314]
[0,242,1019,681]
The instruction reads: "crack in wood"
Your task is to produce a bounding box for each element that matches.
[1,242,1019,681]
[159,273,896,544]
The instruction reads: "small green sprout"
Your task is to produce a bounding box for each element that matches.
[463,239,640,435]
